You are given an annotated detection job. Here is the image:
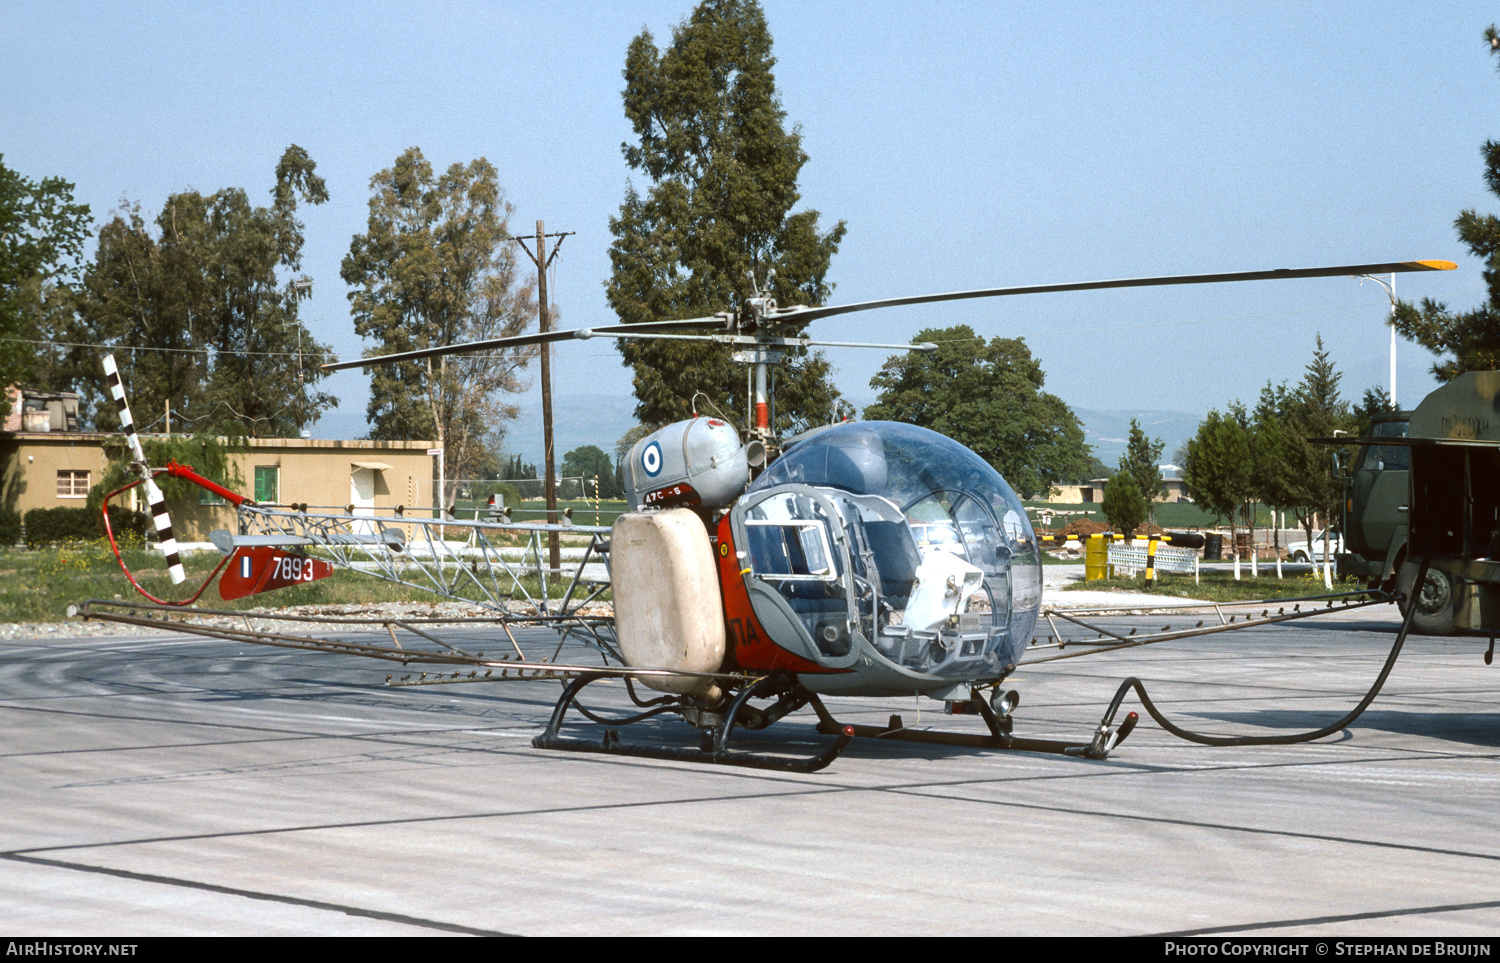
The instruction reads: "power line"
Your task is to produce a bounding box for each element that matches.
[0,337,331,359]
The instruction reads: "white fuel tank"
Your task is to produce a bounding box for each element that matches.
[611,509,726,696]
[624,417,750,511]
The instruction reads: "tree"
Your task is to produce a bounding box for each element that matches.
[1119,418,1165,523]
[1182,407,1253,539]
[607,0,847,433]
[1249,380,1298,554]
[1352,384,1397,438]
[70,146,336,437]
[0,156,91,422]
[500,454,538,482]
[1389,24,1500,380]
[342,148,536,489]
[562,445,622,500]
[1282,337,1353,557]
[863,325,1092,499]
[1101,473,1146,537]
[615,423,658,464]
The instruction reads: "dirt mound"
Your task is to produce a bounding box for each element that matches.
[1061,518,1109,538]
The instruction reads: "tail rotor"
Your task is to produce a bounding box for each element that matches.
[103,354,186,585]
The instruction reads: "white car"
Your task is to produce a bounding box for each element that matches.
[1289,529,1343,563]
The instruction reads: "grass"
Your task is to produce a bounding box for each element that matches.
[0,540,604,624]
[1059,570,1363,602]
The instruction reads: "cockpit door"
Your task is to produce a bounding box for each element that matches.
[730,484,862,670]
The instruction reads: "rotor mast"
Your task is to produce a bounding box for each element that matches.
[740,270,784,450]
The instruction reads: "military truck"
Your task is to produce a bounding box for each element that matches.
[1336,411,1433,625]
[1339,372,1500,635]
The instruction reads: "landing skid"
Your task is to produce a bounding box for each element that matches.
[532,672,1138,771]
[807,693,1137,760]
[532,672,855,773]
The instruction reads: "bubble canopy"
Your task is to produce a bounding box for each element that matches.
[753,422,1024,515]
[743,421,1042,682]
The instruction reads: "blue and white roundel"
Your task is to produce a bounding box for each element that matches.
[641,440,663,477]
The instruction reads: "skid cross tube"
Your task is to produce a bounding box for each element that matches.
[532,673,855,773]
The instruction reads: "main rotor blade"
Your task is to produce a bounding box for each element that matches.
[321,316,727,371]
[324,259,1455,371]
[768,259,1456,325]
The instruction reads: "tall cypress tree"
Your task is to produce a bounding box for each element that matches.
[607,0,847,433]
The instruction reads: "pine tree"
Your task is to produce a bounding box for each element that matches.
[1389,24,1500,380]
[1284,336,1353,554]
[1101,473,1146,538]
[1118,418,1165,524]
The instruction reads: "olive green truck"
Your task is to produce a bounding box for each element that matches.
[1338,371,1499,635]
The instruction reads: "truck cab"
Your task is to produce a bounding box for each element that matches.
[1338,411,1411,582]
[1336,410,1461,634]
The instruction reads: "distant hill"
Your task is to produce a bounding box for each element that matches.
[309,396,640,468]
[501,395,640,466]
[1073,408,1202,470]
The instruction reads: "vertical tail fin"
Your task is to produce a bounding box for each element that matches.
[103,354,186,584]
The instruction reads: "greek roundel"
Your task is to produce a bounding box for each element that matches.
[641,440,663,477]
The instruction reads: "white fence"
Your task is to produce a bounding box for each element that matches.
[1107,542,1199,578]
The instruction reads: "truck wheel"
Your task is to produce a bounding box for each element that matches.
[1395,560,1456,635]
[1292,551,1309,563]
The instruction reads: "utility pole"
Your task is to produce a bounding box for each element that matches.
[512,221,573,578]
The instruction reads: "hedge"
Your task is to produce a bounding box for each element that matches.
[23,506,150,548]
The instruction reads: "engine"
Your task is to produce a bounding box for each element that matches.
[623,417,753,511]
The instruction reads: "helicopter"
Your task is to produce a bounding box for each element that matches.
[90,258,1456,772]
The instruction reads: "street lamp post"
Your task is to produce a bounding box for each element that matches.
[1356,272,1398,408]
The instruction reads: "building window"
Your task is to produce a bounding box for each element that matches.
[254,466,279,503]
[199,487,228,506]
[56,470,89,499]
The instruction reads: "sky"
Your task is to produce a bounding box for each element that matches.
[4,0,1496,461]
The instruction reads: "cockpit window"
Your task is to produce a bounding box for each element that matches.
[745,422,1041,675]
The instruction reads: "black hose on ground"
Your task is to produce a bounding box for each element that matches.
[1093,540,1434,747]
